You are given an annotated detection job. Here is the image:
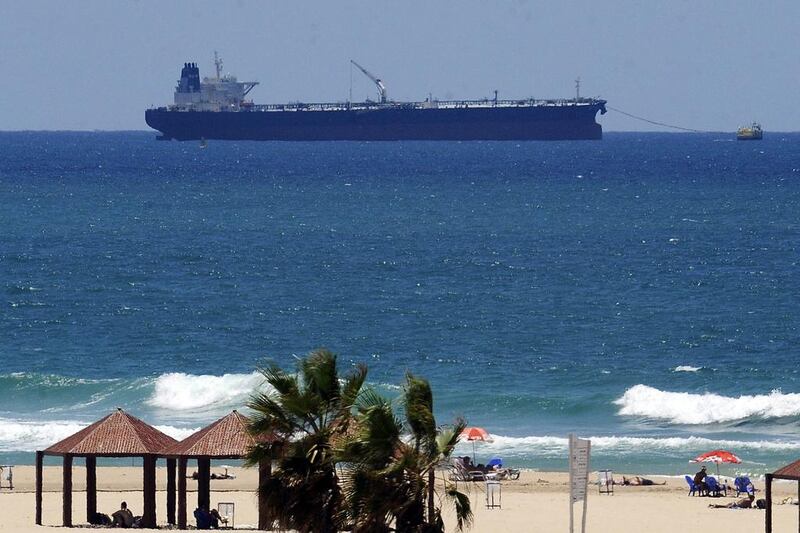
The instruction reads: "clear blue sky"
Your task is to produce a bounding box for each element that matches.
[2,0,797,131]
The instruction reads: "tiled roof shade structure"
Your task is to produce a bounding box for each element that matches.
[164,410,267,458]
[766,458,800,532]
[773,459,800,479]
[166,410,276,530]
[35,409,177,529]
[44,409,177,456]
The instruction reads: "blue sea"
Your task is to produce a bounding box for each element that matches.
[2,131,799,477]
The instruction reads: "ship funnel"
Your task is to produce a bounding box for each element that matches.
[177,61,201,93]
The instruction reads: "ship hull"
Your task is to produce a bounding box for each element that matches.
[145,103,604,141]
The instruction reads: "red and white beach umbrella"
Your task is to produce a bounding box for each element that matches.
[690,449,742,478]
[460,427,493,462]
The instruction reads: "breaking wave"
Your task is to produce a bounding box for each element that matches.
[456,434,800,460]
[0,371,269,421]
[0,418,197,452]
[673,365,702,372]
[615,384,800,424]
[147,372,265,411]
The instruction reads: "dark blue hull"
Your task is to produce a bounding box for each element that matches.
[145,103,605,141]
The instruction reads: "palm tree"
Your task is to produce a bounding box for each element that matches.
[339,373,472,532]
[403,373,471,532]
[245,348,367,533]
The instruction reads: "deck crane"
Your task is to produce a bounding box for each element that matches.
[350,60,387,104]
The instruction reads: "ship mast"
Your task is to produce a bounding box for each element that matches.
[350,60,387,104]
[214,51,223,80]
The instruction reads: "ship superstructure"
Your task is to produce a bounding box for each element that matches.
[737,122,763,140]
[173,52,258,112]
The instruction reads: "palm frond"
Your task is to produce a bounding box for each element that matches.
[340,363,368,410]
[445,486,473,531]
[301,348,341,404]
[258,364,299,396]
[354,387,389,413]
[404,373,437,453]
[436,417,467,458]
[346,403,401,468]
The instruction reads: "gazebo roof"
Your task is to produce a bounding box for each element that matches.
[164,410,271,458]
[43,408,178,456]
[773,458,800,480]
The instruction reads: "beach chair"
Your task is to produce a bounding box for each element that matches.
[706,476,726,497]
[482,458,520,481]
[486,457,503,469]
[598,470,614,495]
[448,458,486,482]
[485,479,501,509]
[685,475,700,496]
[0,466,12,490]
[217,502,234,529]
[734,476,754,497]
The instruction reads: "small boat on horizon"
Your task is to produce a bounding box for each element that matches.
[737,122,763,140]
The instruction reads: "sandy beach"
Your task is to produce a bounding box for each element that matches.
[2,466,798,532]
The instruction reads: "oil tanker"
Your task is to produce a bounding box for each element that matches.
[145,54,607,141]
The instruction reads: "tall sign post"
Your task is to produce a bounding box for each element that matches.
[568,434,591,533]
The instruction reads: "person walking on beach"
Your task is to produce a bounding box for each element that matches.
[112,501,134,528]
[693,466,708,496]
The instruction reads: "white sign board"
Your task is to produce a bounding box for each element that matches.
[568,435,591,533]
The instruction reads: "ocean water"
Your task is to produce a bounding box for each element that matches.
[1,131,800,476]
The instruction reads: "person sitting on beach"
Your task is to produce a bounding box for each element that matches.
[195,506,223,529]
[709,493,755,509]
[693,466,708,495]
[621,476,666,486]
[209,508,223,528]
[462,456,482,469]
[111,501,134,528]
[194,507,213,529]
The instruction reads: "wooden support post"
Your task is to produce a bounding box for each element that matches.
[167,458,177,525]
[142,455,157,528]
[63,454,73,527]
[765,473,773,533]
[35,451,43,525]
[178,457,187,529]
[86,456,97,523]
[197,458,211,511]
[258,459,272,531]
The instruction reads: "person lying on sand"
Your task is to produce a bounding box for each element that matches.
[618,476,666,486]
[709,493,755,509]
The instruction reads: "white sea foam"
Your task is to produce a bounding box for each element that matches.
[673,365,702,372]
[456,433,800,459]
[155,425,201,441]
[147,372,265,411]
[615,384,800,424]
[0,419,87,452]
[0,418,198,452]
